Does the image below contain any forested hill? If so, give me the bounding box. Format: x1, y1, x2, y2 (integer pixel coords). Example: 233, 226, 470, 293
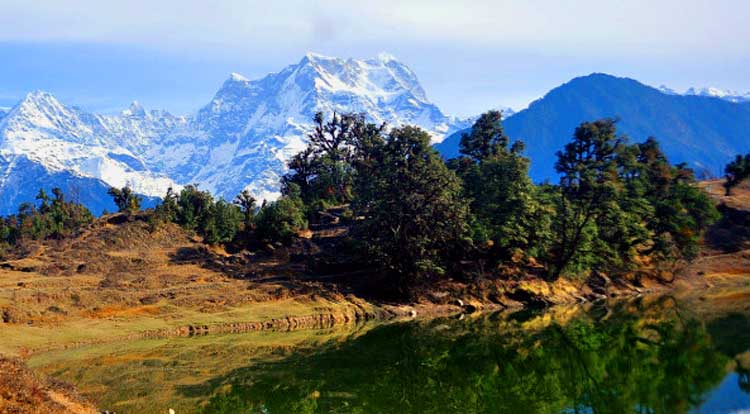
435, 73, 750, 181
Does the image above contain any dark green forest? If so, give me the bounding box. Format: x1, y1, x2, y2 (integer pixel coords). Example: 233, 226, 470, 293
0, 111, 732, 297
269, 111, 720, 293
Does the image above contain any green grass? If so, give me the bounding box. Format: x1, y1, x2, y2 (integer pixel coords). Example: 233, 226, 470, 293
0, 297, 378, 356
27, 321, 380, 414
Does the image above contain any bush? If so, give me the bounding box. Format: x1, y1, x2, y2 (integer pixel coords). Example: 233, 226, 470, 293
255, 196, 307, 244
203, 200, 243, 244
174, 185, 213, 231
353, 125, 471, 290
152, 185, 243, 244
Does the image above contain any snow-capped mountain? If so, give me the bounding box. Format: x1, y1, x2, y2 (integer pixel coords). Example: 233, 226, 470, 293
153, 52, 469, 202
0, 53, 467, 214
684, 87, 750, 103
658, 85, 750, 103
0, 92, 184, 214
657, 85, 679, 95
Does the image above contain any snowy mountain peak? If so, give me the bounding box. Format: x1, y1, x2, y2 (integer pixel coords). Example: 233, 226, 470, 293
0, 53, 470, 213
122, 101, 146, 117
657, 84, 750, 103
303, 51, 332, 62
658, 85, 678, 95
15, 90, 65, 113
0, 90, 182, 215
293, 52, 432, 110
376, 52, 398, 62
686, 87, 726, 97
185, 53, 469, 201
1, 90, 99, 146
684, 87, 750, 103
228, 72, 250, 83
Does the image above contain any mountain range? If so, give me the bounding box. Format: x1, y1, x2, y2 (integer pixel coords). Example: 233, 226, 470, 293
658, 85, 750, 103
1, 54, 749, 215
0, 53, 469, 214
436, 73, 750, 181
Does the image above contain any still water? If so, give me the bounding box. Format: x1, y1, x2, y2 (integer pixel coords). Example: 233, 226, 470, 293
29, 294, 750, 414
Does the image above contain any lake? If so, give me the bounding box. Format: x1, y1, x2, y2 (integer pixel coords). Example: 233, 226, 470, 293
28, 292, 750, 414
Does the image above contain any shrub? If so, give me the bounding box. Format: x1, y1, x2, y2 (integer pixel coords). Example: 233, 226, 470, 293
255, 196, 307, 244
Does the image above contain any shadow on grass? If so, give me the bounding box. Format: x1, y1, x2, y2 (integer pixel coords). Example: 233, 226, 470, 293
706, 204, 750, 253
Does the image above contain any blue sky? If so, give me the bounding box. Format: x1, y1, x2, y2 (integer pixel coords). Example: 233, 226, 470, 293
1, 0, 749, 117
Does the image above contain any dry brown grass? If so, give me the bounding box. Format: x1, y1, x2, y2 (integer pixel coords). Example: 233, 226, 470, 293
699, 179, 750, 211
0, 356, 97, 414
0, 213, 382, 356
85, 304, 162, 319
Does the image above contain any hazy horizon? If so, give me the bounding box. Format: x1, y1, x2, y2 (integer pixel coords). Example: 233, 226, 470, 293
1, 0, 749, 117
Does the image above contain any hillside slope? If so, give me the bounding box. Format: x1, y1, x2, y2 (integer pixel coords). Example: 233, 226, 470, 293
436, 73, 750, 181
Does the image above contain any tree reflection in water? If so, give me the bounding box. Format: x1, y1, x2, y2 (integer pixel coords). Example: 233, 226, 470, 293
199, 302, 736, 414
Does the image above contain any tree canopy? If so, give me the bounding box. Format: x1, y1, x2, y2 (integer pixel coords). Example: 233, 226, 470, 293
352, 125, 470, 292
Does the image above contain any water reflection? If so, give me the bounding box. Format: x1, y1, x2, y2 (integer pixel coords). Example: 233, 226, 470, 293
31, 296, 750, 414
198, 301, 746, 414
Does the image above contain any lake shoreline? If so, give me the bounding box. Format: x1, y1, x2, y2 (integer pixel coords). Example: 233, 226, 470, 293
0, 240, 747, 358
9, 281, 750, 414
1, 255, 748, 414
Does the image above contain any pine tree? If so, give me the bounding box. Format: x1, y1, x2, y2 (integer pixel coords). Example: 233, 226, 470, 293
451, 110, 545, 262
203, 200, 243, 244
547, 119, 624, 280
459, 110, 509, 162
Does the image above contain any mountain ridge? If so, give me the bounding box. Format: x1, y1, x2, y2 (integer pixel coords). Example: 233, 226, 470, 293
3, 63, 749, 216
435, 73, 750, 181
0, 53, 469, 214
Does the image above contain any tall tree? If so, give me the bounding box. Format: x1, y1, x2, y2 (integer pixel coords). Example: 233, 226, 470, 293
458, 110, 509, 162
637, 141, 719, 265
283, 112, 375, 205
353, 126, 470, 293
203, 200, 243, 244
548, 123, 718, 281
234, 189, 257, 230
547, 119, 624, 280
451, 110, 546, 262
